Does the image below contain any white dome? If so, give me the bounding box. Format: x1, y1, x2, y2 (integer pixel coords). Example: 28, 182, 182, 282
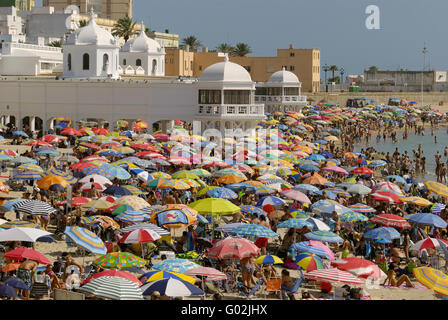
121, 28, 162, 53
200, 56, 252, 82
268, 69, 300, 83
65, 12, 117, 46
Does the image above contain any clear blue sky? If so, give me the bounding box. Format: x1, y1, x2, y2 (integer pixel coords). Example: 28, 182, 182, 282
34, 0, 448, 76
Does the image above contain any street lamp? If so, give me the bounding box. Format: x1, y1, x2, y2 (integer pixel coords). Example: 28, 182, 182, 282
340, 67, 345, 91
323, 64, 329, 84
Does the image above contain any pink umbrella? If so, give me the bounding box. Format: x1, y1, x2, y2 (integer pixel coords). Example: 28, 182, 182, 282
304, 268, 365, 285
280, 189, 311, 204
331, 257, 386, 281
184, 266, 227, 281
168, 156, 191, 166
119, 228, 161, 244
370, 191, 403, 204
308, 240, 335, 261
80, 182, 106, 192
206, 237, 260, 259
374, 182, 403, 194
321, 166, 349, 175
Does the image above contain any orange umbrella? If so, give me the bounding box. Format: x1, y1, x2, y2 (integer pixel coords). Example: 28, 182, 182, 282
302, 172, 329, 185
37, 175, 69, 190
216, 175, 245, 184
344, 152, 357, 159
245, 180, 264, 186
1, 262, 21, 272
0, 181, 9, 194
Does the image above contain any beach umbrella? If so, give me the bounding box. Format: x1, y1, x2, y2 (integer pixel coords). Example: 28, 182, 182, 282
347, 203, 376, 213
321, 166, 349, 175
370, 214, 411, 229
120, 222, 170, 236
114, 196, 150, 210
305, 230, 343, 243
277, 219, 314, 229
83, 270, 142, 286
13, 130, 28, 137
3, 277, 30, 290
240, 205, 267, 217
13, 200, 56, 216
64, 226, 107, 255
139, 270, 196, 284
93, 252, 147, 269
256, 196, 286, 207
374, 182, 403, 194
37, 175, 69, 190
292, 241, 334, 260
115, 206, 151, 224
253, 255, 283, 266
387, 175, 407, 184
140, 278, 204, 297
81, 199, 114, 211
302, 172, 328, 185
410, 238, 448, 251
228, 224, 279, 238
370, 191, 403, 204
152, 259, 200, 274
339, 211, 368, 222
119, 228, 161, 244
80, 276, 143, 300
296, 252, 325, 271
280, 189, 311, 204
305, 217, 331, 231
17, 163, 44, 173
331, 257, 386, 281
289, 209, 312, 219
402, 196, 433, 207
346, 184, 372, 195
103, 185, 133, 196
206, 187, 238, 200
206, 237, 260, 259
325, 187, 351, 198
3, 248, 51, 265
295, 184, 321, 195
408, 213, 447, 228
431, 203, 446, 214
413, 267, 448, 297
364, 227, 401, 240
350, 167, 374, 175
214, 223, 246, 233
312, 201, 352, 216
78, 174, 113, 185
0, 284, 18, 297
188, 198, 240, 216
424, 181, 448, 198
0, 227, 51, 242
0, 220, 40, 229
150, 204, 198, 228
304, 268, 365, 285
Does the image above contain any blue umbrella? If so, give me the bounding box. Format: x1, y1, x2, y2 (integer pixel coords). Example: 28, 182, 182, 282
277, 219, 314, 229
364, 227, 401, 240
98, 150, 123, 157
103, 185, 133, 196
13, 131, 28, 137
256, 196, 286, 207
37, 235, 56, 243
196, 214, 209, 224
215, 223, 246, 233
64, 226, 107, 255
206, 187, 238, 200
0, 284, 18, 297
11, 170, 42, 181
228, 224, 279, 238
4, 277, 31, 290
431, 203, 446, 214
226, 183, 250, 191
304, 230, 343, 243
101, 164, 131, 180
387, 175, 406, 184
292, 242, 330, 259
295, 184, 322, 195
408, 213, 447, 228
320, 151, 334, 158
36, 149, 60, 157
299, 164, 320, 172
240, 205, 267, 216
152, 259, 200, 274
307, 154, 326, 162
140, 278, 204, 297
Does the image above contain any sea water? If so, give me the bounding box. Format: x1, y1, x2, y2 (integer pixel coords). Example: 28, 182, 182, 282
353, 128, 448, 182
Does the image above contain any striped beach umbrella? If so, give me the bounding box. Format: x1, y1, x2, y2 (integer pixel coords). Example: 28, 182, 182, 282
228, 224, 279, 238
277, 218, 314, 229
119, 222, 170, 236
370, 214, 411, 229
139, 270, 196, 284
114, 196, 150, 210
115, 206, 151, 224
80, 276, 144, 300
325, 187, 351, 197
152, 259, 200, 274
401, 196, 432, 207
347, 203, 376, 213
432, 203, 446, 214
140, 278, 204, 297
14, 200, 56, 216
413, 267, 448, 297
119, 228, 161, 244
93, 252, 147, 269
254, 255, 283, 265
410, 238, 448, 251
64, 226, 107, 255
370, 191, 403, 204
304, 268, 365, 285
296, 252, 325, 271
292, 241, 333, 260
256, 196, 286, 207
11, 170, 42, 181
206, 237, 260, 259
424, 181, 448, 198
305, 230, 343, 243
17, 163, 44, 173
339, 211, 368, 222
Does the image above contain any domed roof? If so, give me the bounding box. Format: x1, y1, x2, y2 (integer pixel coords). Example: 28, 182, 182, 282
65, 11, 117, 46
121, 25, 162, 53
268, 68, 300, 83
200, 56, 252, 82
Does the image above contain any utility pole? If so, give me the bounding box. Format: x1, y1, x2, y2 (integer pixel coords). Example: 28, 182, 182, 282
422, 43, 427, 107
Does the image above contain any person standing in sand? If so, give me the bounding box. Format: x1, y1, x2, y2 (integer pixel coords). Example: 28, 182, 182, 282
17, 259, 38, 300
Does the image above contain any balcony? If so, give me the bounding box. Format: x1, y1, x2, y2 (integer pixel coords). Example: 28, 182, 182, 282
254, 95, 307, 104
197, 104, 265, 119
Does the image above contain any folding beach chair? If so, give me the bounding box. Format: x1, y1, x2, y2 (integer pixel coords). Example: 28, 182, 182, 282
264, 277, 282, 299
239, 280, 264, 299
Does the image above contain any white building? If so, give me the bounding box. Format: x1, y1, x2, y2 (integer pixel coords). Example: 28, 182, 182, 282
255, 68, 306, 114
195, 55, 265, 135
62, 10, 120, 79
0, 6, 25, 43
119, 23, 165, 77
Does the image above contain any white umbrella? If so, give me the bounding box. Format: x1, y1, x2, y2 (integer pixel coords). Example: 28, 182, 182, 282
0, 227, 52, 242
306, 217, 331, 231
78, 174, 113, 186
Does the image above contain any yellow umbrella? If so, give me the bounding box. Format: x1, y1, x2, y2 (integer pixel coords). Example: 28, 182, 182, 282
151, 172, 172, 179
324, 135, 339, 142
82, 200, 114, 210
424, 181, 448, 198
413, 267, 448, 297
254, 255, 283, 265
401, 196, 432, 207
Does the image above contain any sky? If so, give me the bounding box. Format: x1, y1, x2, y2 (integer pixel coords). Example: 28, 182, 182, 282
34, 0, 448, 76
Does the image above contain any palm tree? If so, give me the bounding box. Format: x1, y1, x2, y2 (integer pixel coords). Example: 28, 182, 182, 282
216, 43, 234, 54
48, 40, 62, 47
79, 19, 88, 27
329, 65, 339, 81
232, 43, 251, 57
181, 36, 202, 52
368, 65, 378, 72
112, 17, 137, 42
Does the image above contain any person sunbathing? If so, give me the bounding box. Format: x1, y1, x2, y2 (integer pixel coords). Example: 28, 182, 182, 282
383, 264, 414, 288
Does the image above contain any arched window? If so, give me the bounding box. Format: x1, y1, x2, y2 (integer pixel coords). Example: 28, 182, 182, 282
68, 53, 72, 71
83, 53, 90, 70
136, 59, 142, 67
152, 59, 157, 74
123, 58, 126, 65
102, 53, 109, 72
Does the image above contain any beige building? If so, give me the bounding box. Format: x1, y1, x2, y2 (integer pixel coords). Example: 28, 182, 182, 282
42, 0, 132, 19
165, 48, 194, 77
193, 45, 321, 93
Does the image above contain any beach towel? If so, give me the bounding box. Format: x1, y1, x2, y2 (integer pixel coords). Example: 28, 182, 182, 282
381, 284, 427, 290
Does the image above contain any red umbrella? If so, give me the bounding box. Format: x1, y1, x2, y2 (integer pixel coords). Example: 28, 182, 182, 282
98, 196, 117, 203
153, 133, 170, 142
57, 197, 92, 207
131, 144, 160, 152
206, 237, 260, 259
1, 262, 21, 272
201, 161, 231, 168
40, 134, 66, 144
374, 182, 403, 194
0, 149, 17, 157
26, 140, 53, 148
370, 191, 403, 204
350, 167, 375, 175
82, 270, 142, 286
331, 257, 386, 281
92, 128, 110, 135
304, 268, 365, 285
61, 128, 82, 136
80, 182, 105, 192
168, 156, 191, 166
101, 142, 121, 149
135, 151, 166, 160
119, 228, 161, 243
69, 162, 98, 171
280, 189, 311, 204
79, 142, 101, 151
410, 238, 448, 251
185, 266, 227, 281
4, 248, 51, 265
370, 214, 411, 229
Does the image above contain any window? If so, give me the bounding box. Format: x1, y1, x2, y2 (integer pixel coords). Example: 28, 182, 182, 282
267, 87, 282, 96
290, 66, 295, 71
68, 53, 72, 71
282, 65, 287, 70
290, 52, 295, 57
123, 59, 127, 65
199, 65, 202, 71
102, 54, 109, 72
284, 87, 299, 95
223, 90, 250, 104
190, 61, 193, 71
198, 90, 222, 104
152, 59, 157, 74
83, 53, 89, 70
136, 59, 142, 67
